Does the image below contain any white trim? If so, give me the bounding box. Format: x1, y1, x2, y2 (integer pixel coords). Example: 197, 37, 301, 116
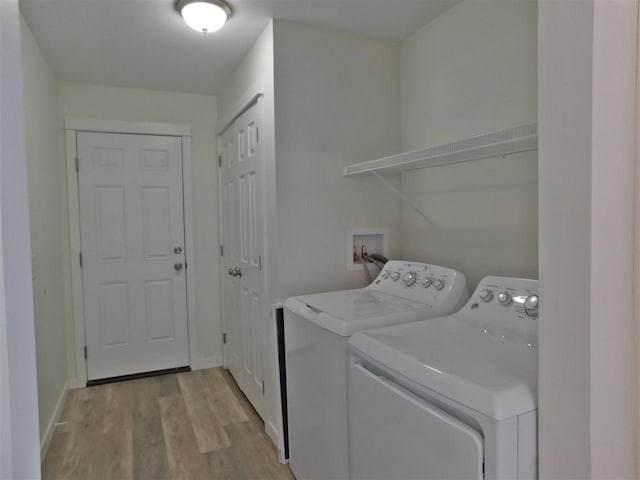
217, 80, 264, 135
634, 4, 640, 474
266, 421, 281, 457
194, 355, 223, 370
65, 117, 197, 385
182, 136, 198, 372
65, 129, 86, 385
0, 236, 10, 478
217, 135, 227, 368
64, 117, 191, 137
39, 382, 69, 461
68, 377, 84, 390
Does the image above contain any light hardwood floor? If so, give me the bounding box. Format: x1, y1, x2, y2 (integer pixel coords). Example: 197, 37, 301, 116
42, 368, 294, 480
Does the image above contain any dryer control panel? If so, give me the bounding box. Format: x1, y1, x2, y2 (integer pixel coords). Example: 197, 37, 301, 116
457, 276, 539, 348
367, 261, 469, 315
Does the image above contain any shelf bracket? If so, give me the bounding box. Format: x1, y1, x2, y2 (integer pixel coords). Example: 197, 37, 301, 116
371, 171, 436, 230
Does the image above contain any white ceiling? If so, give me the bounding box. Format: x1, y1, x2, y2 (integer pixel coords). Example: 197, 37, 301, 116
20, 0, 459, 96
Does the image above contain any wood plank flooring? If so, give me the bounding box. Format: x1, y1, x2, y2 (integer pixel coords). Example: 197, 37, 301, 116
42, 368, 294, 480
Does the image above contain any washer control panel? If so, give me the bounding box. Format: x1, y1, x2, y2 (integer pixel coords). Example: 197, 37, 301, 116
374, 262, 451, 291
367, 261, 469, 312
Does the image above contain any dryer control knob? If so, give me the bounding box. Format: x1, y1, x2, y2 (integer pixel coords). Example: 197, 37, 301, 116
380, 270, 390, 279
391, 272, 400, 281
421, 278, 432, 288
433, 279, 445, 290
524, 295, 539, 317
402, 272, 417, 286
497, 292, 511, 305
478, 289, 493, 302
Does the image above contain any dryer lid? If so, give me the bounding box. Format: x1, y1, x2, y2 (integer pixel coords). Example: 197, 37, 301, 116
349, 315, 538, 421
285, 290, 436, 337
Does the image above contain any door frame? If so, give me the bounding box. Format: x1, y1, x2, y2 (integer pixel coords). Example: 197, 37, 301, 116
64, 116, 198, 388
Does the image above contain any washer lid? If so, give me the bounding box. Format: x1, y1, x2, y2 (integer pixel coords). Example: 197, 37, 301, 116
285, 290, 436, 337
349, 316, 538, 420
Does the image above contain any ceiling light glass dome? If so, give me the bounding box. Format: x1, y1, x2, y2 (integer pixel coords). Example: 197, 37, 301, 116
177, 0, 231, 34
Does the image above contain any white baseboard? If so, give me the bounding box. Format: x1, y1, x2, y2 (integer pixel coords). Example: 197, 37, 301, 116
266, 420, 279, 447
40, 381, 70, 461
69, 377, 84, 389
194, 354, 223, 370
266, 420, 289, 464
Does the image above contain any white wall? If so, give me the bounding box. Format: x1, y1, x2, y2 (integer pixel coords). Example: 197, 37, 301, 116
399, 0, 538, 289
21, 15, 69, 452
57, 83, 222, 376
538, 0, 638, 477
273, 20, 401, 298
0, 1, 41, 476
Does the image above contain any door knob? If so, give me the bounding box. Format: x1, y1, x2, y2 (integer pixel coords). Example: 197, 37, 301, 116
174, 246, 183, 254
174, 262, 183, 271
235, 267, 242, 278
228, 268, 234, 276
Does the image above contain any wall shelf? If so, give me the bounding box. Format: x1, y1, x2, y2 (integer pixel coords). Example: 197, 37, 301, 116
343, 123, 538, 176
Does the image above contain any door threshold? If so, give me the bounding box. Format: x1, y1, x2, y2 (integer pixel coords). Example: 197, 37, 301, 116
86, 366, 191, 387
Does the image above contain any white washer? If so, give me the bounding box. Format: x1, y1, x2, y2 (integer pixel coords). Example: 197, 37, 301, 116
284, 261, 469, 480
348, 276, 539, 480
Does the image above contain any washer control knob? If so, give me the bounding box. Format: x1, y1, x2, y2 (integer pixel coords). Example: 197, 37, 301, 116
391, 272, 401, 281
478, 289, 493, 302
524, 295, 539, 317
402, 272, 417, 287
497, 292, 511, 305
432, 279, 445, 290
380, 270, 390, 279
421, 278, 432, 288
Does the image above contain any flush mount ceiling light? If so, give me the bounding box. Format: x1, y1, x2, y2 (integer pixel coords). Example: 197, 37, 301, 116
176, 0, 232, 34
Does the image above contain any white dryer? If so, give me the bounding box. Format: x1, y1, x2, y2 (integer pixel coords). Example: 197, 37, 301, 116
348, 276, 539, 480
284, 261, 469, 480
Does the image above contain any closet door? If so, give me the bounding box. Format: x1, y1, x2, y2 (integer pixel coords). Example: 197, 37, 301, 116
220, 99, 266, 417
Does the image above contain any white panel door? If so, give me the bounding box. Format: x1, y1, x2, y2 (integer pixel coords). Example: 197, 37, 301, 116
77, 132, 189, 381
220, 100, 266, 418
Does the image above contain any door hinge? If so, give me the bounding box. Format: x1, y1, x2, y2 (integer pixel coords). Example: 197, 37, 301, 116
218, 155, 222, 167
79, 252, 83, 267
256, 127, 259, 143
258, 255, 262, 271
220, 245, 224, 257
83, 345, 87, 359
262, 380, 265, 395
75, 156, 79, 173
223, 332, 227, 344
